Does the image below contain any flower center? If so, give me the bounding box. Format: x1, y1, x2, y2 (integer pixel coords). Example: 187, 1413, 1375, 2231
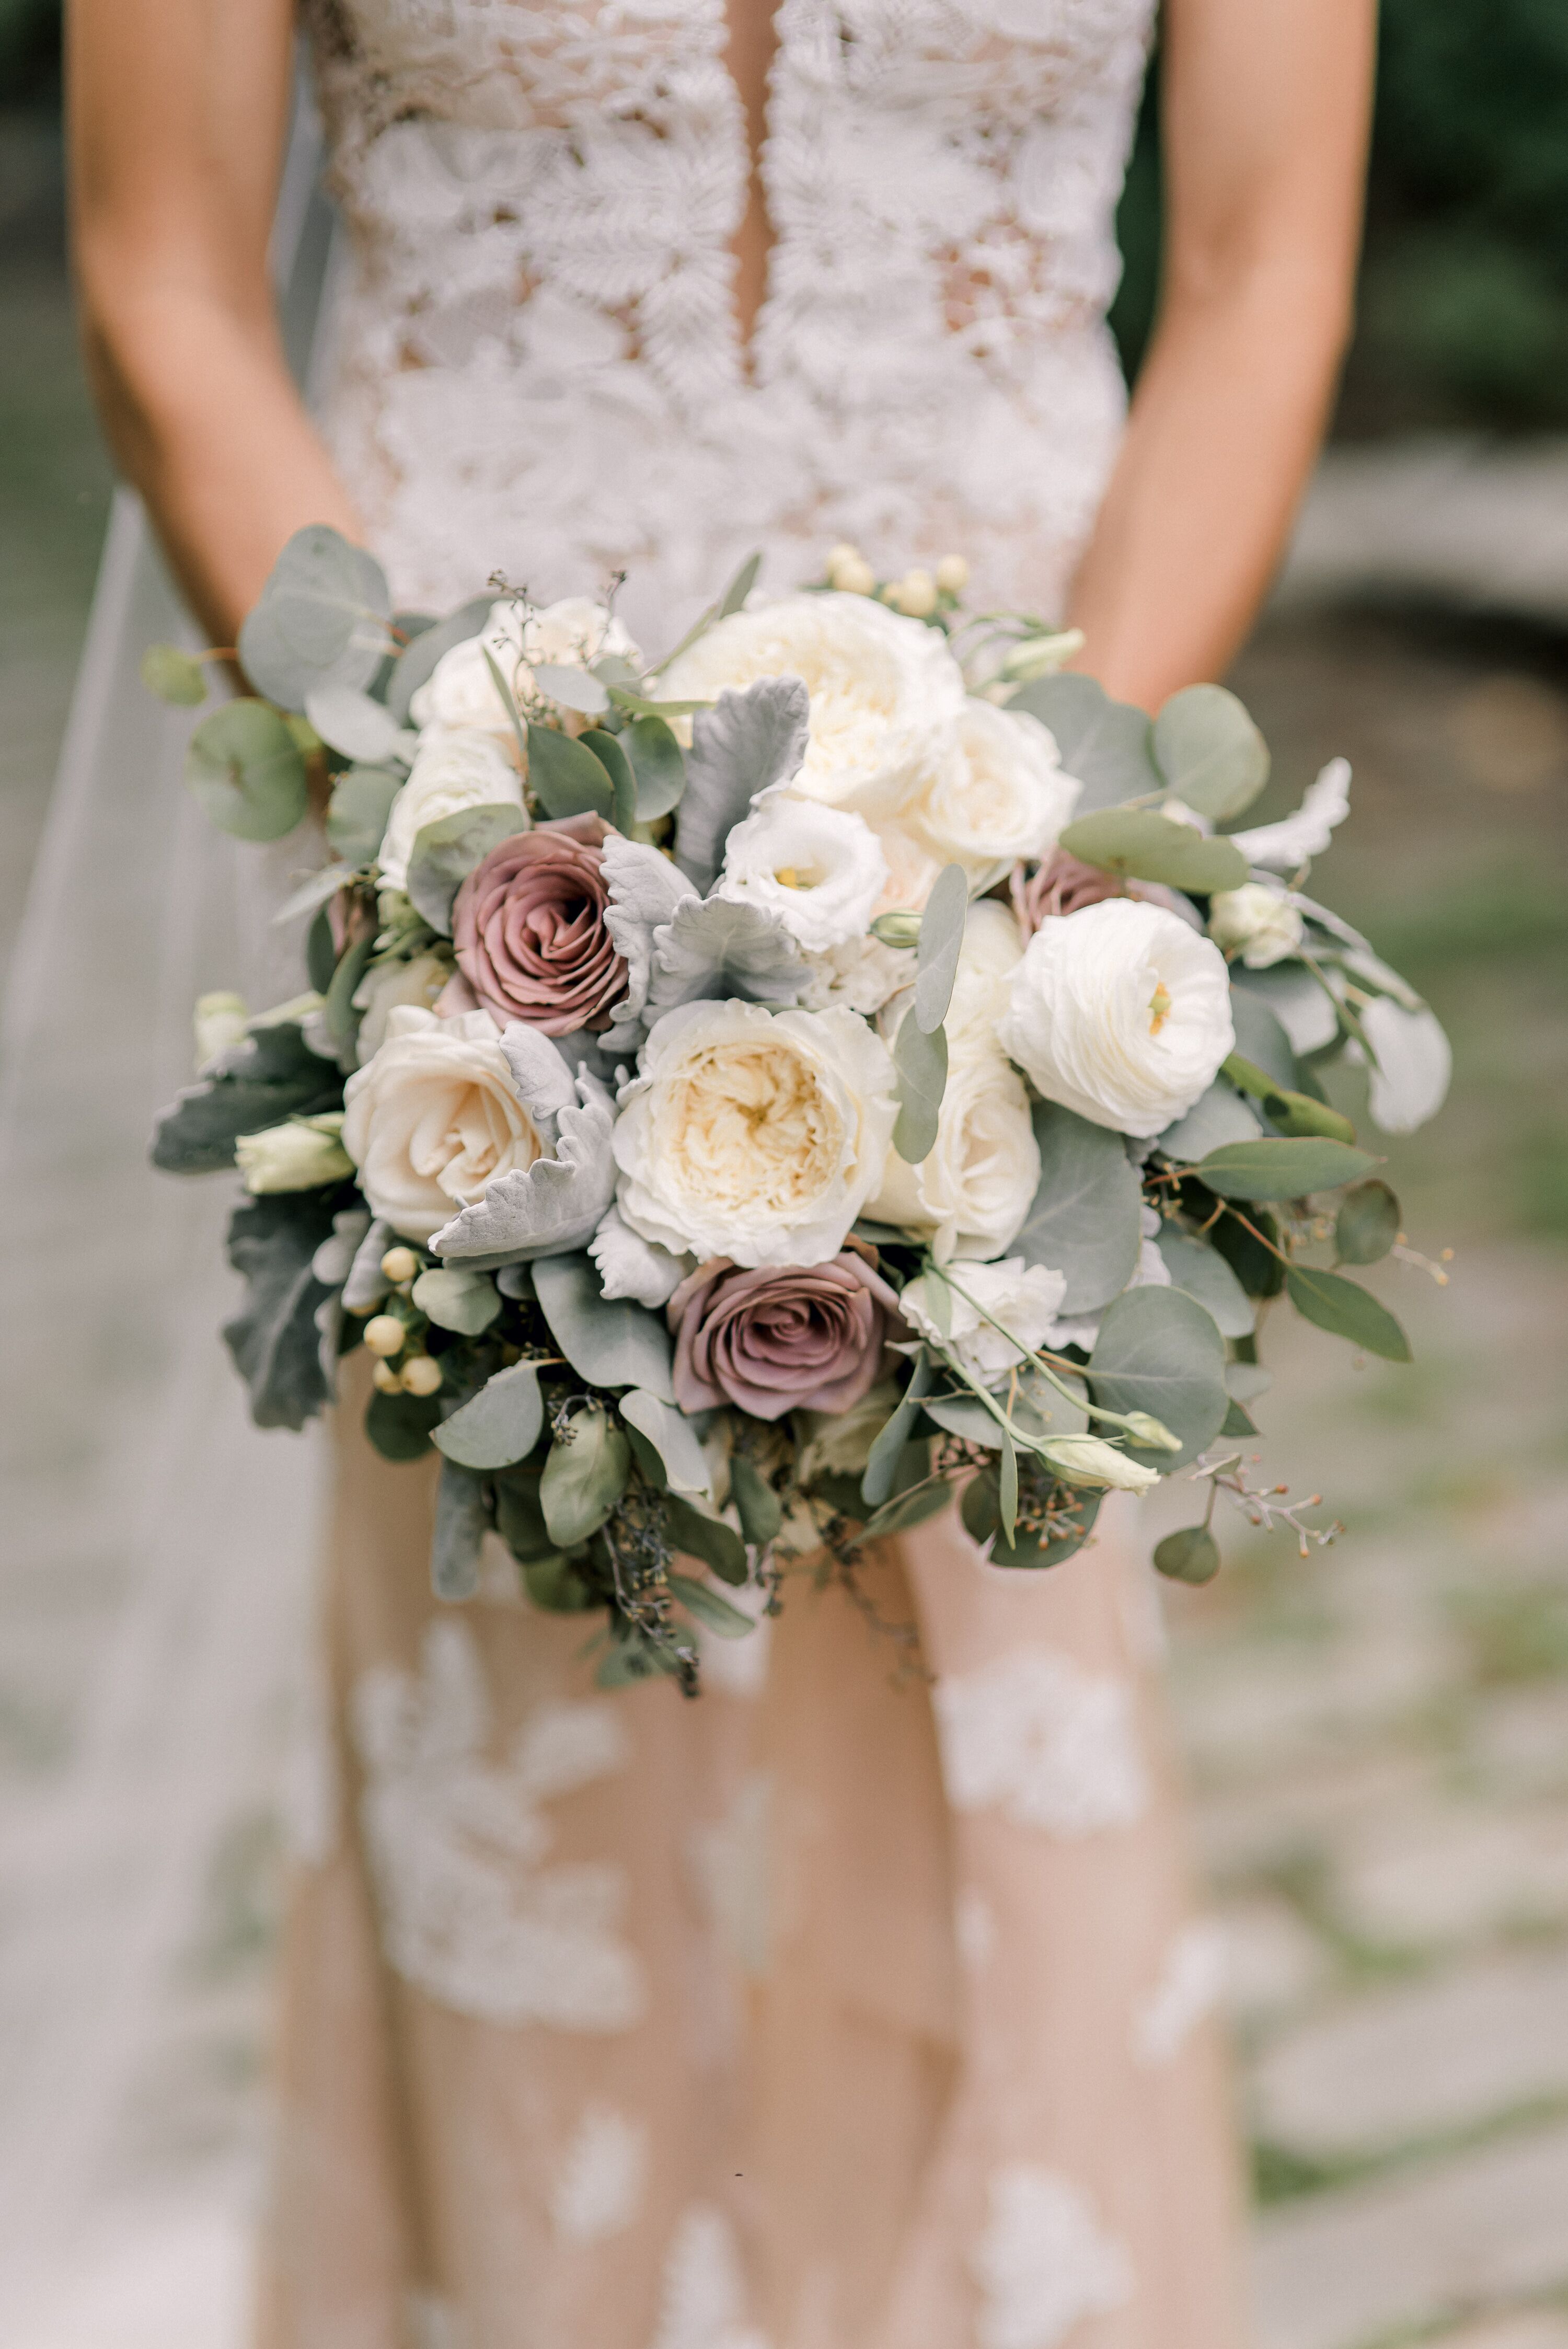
1148, 981, 1173, 1037
772, 863, 821, 891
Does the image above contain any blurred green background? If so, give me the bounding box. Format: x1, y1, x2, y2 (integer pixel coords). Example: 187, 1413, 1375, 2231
3, 6, 1568, 2345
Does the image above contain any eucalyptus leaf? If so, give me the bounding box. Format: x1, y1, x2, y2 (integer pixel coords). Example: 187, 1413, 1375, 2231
1012, 1100, 1142, 1312
1335, 1180, 1401, 1266
186, 700, 309, 842
1058, 807, 1248, 894
304, 683, 417, 767
524, 1557, 595, 1612
1088, 1285, 1229, 1468
674, 678, 810, 893
729, 1454, 782, 1546
625, 715, 686, 820
861, 1353, 936, 1508
580, 728, 638, 833
1152, 1525, 1221, 1585
430, 1076, 617, 1266
1153, 1225, 1255, 1339
859, 1476, 951, 1542
1361, 995, 1453, 1135
238, 525, 393, 710
152, 1021, 342, 1173
1222, 1052, 1357, 1144
411, 1265, 502, 1335
718, 550, 762, 616
527, 722, 615, 821
494, 1469, 556, 1560
1155, 1079, 1261, 1162
913, 862, 967, 1034
1285, 1266, 1411, 1361
668, 1571, 755, 1638
430, 1460, 487, 1600
618, 1390, 711, 1498
540, 1406, 630, 1546
321, 928, 375, 1065
141, 643, 208, 707
364, 1386, 444, 1461
327, 764, 403, 867
892, 1010, 947, 1164
1006, 673, 1161, 812
1152, 684, 1270, 822
387, 595, 494, 723
222, 1192, 340, 1430
1194, 1136, 1378, 1201
406, 802, 527, 934
646, 896, 807, 1012
532, 663, 611, 718
274, 862, 353, 927
1228, 991, 1302, 1091
531, 1252, 677, 1400
666, 1494, 749, 1585
1231, 963, 1341, 1056
1225, 1360, 1272, 1404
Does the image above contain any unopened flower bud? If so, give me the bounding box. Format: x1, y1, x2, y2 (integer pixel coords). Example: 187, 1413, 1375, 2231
871, 909, 924, 949
371, 1357, 405, 1395
400, 1353, 443, 1398
1208, 883, 1305, 970
234, 1114, 354, 1195
380, 1245, 420, 1285
935, 554, 969, 595
1123, 1412, 1182, 1452
193, 991, 248, 1071
364, 1314, 406, 1359
1042, 1436, 1161, 1494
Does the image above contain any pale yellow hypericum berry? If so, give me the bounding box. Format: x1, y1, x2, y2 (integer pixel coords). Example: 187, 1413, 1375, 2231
935, 554, 970, 594
364, 1313, 406, 1359
401, 1354, 444, 1398
371, 1358, 405, 1395
886, 569, 937, 618
826, 542, 877, 595
381, 1245, 420, 1285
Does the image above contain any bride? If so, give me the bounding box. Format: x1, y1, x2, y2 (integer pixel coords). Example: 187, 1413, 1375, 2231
67, 0, 1373, 2341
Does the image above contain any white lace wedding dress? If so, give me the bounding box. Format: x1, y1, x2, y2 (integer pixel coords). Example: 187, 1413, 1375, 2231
258, 4, 1251, 2344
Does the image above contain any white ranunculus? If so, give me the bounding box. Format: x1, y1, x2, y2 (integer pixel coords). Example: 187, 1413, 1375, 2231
1207, 883, 1306, 970
613, 998, 897, 1268
998, 898, 1236, 1138
235, 1113, 354, 1194
906, 701, 1080, 890
377, 728, 524, 894
869, 1032, 1039, 1262
660, 592, 967, 820
714, 798, 889, 952
409, 596, 641, 735
351, 949, 452, 1066
899, 1256, 1067, 1388
341, 1006, 544, 1242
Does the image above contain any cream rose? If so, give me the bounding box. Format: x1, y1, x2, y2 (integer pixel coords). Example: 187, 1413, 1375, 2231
869, 820, 946, 917
409, 596, 641, 736
660, 593, 966, 819
1207, 882, 1306, 969
899, 1257, 1068, 1388
612, 998, 897, 1268
377, 729, 524, 895
907, 701, 1080, 891
998, 898, 1236, 1137
869, 1033, 1040, 1262
341, 1006, 544, 1242
715, 798, 889, 952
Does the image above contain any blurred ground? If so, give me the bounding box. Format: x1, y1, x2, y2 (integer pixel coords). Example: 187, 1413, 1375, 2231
5, 110, 1568, 2349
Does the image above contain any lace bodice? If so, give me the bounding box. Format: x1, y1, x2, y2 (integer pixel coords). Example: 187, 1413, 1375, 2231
303, 0, 1154, 645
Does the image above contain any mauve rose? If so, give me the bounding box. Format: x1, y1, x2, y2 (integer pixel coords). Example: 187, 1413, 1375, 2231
453, 813, 627, 1035
1011, 848, 1132, 931
667, 1243, 904, 1421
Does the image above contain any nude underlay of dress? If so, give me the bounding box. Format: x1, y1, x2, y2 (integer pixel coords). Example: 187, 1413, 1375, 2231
257, 5, 1250, 2343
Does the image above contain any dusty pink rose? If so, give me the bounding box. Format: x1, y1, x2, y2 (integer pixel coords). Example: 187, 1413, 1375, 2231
453, 813, 625, 1035
667, 1243, 905, 1421
1011, 848, 1134, 932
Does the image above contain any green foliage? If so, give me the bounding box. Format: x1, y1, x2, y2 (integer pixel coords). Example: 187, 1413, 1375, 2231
1089, 1285, 1230, 1469
674, 676, 811, 893
533, 663, 610, 718
913, 862, 967, 1033
151, 1020, 342, 1173
729, 1454, 782, 1546
540, 1404, 629, 1546
326, 764, 402, 866
579, 728, 637, 833
1013, 1099, 1143, 1313
221, 1191, 341, 1431
365, 1386, 445, 1461
1005, 674, 1160, 813
1194, 1136, 1379, 1202
1153, 1525, 1221, 1585
891, 1008, 947, 1164
624, 715, 686, 819
617, 1389, 710, 1497
525, 722, 617, 822
1151, 685, 1270, 822
238, 526, 391, 711
1336, 1180, 1402, 1265
410, 1265, 501, 1335
185, 700, 309, 842
386, 596, 493, 723
406, 803, 526, 932
433, 1360, 544, 1470
1285, 1266, 1412, 1362
668, 1571, 754, 1638
665, 1494, 748, 1585
860, 1354, 936, 1509
141, 643, 207, 707
1059, 807, 1248, 894
431, 1461, 486, 1600
531, 1252, 677, 1399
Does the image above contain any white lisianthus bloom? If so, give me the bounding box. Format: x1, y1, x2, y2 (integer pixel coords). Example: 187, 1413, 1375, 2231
660, 592, 967, 819
907, 701, 1081, 891
715, 799, 889, 952
377, 728, 524, 894
899, 1256, 1067, 1388
351, 949, 452, 1066
235, 1113, 354, 1194
341, 1006, 544, 1242
998, 898, 1236, 1137
613, 998, 897, 1268
1040, 1436, 1161, 1494
1207, 882, 1306, 969
409, 596, 641, 735
869, 1032, 1040, 1262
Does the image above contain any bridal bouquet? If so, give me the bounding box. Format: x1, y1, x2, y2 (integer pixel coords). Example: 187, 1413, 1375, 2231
147, 531, 1449, 1687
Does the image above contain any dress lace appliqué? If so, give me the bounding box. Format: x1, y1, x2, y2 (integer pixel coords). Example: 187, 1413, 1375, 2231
933, 1645, 1148, 1836
352, 1618, 648, 2029
970, 2165, 1134, 2349
1131, 1918, 1228, 2067
649, 2204, 769, 2349
552, 2102, 650, 2243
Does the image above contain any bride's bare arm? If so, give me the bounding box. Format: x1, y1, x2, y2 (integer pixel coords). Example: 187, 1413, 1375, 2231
67, 0, 360, 643
1067, 0, 1376, 709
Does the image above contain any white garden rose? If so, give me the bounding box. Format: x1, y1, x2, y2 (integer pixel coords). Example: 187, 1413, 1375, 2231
377, 728, 524, 894
409, 596, 641, 736
714, 798, 889, 952
998, 898, 1236, 1137
798, 932, 915, 1016
612, 998, 897, 1268
943, 898, 1027, 1045
870, 820, 946, 917
907, 701, 1080, 891
352, 949, 452, 1065
868, 1031, 1040, 1262
1207, 882, 1306, 969
660, 592, 966, 819
341, 1006, 544, 1242
899, 1256, 1068, 1388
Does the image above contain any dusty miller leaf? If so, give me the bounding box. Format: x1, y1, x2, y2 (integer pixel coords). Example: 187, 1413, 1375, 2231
674, 678, 810, 893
